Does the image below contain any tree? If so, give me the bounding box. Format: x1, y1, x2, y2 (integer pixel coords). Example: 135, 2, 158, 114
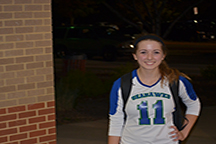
52, 0, 100, 25
102, 0, 205, 38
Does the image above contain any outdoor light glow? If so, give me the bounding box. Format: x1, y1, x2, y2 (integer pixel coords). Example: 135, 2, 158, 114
194, 20, 198, 23
193, 7, 198, 15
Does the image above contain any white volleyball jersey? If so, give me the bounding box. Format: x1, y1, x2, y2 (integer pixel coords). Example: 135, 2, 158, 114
108, 69, 200, 144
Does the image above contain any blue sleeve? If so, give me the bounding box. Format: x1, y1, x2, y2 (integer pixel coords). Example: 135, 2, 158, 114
179, 76, 201, 116
109, 78, 121, 115
109, 70, 136, 115
179, 76, 197, 101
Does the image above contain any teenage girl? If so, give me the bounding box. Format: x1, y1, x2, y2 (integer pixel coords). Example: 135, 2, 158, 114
108, 34, 201, 144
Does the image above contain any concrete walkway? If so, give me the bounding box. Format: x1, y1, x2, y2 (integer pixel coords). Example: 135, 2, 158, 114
57, 106, 216, 144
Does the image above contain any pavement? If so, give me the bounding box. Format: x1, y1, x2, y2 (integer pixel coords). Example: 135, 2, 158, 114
57, 106, 216, 144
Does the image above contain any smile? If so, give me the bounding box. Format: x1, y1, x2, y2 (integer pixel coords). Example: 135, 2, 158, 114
145, 62, 155, 65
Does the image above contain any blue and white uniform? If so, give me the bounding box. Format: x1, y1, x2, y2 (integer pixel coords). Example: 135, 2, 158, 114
108, 69, 201, 144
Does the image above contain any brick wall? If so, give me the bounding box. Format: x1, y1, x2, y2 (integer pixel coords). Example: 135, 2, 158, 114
0, 0, 56, 143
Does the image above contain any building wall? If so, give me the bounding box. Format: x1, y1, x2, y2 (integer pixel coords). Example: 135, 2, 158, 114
0, 0, 56, 143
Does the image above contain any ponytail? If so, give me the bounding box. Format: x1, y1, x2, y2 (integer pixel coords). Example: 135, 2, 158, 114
159, 60, 191, 86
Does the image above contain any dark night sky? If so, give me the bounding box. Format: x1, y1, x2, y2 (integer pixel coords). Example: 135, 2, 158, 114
52, 0, 216, 26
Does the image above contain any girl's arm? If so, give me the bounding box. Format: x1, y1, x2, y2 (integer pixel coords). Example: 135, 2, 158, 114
170, 114, 198, 141
171, 77, 201, 141
108, 136, 121, 144
179, 114, 198, 140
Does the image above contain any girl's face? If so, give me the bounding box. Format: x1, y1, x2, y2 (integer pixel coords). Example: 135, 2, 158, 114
133, 40, 165, 71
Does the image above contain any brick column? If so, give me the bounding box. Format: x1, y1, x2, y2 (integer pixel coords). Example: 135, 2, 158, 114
0, 0, 56, 143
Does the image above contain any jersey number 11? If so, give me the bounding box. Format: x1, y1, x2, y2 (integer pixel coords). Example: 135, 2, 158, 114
137, 100, 165, 125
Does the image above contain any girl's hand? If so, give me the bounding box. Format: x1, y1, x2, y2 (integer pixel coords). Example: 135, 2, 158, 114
169, 126, 185, 141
